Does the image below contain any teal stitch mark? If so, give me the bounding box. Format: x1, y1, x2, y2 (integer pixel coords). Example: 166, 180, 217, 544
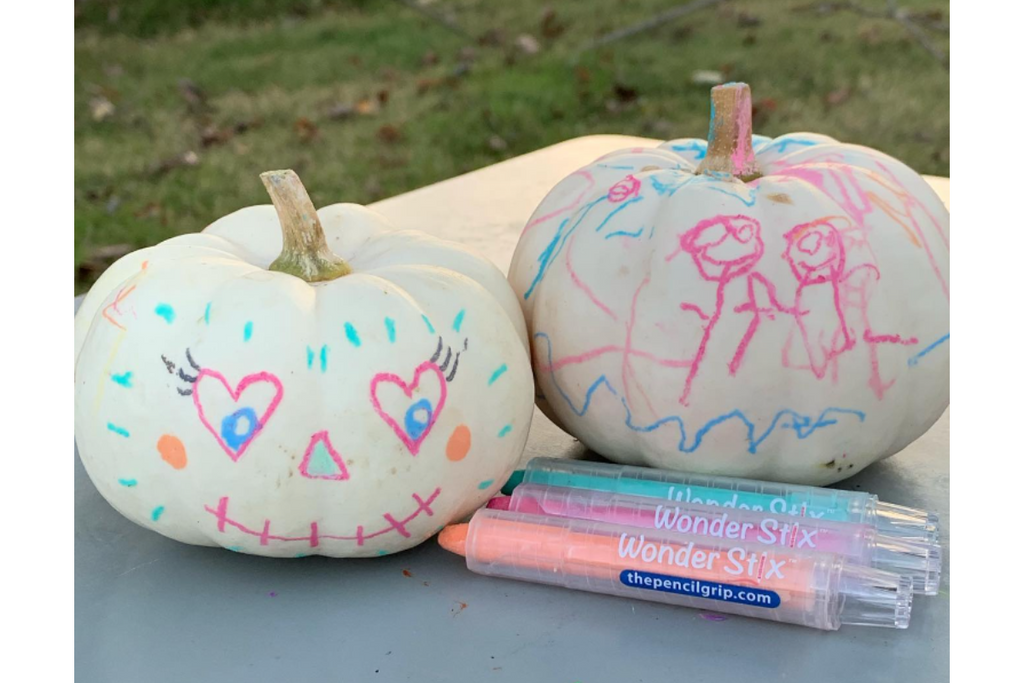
422, 314, 435, 334
294, 552, 309, 558
151, 506, 165, 522
243, 321, 253, 341
498, 424, 512, 438
320, 345, 329, 372
204, 302, 211, 325
478, 479, 495, 490
154, 303, 175, 324
227, 546, 244, 553
488, 364, 508, 386
306, 346, 315, 369
118, 478, 137, 487
452, 309, 466, 333
107, 422, 130, 438
111, 371, 133, 387
344, 322, 361, 347
376, 549, 389, 556
385, 317, 396, 343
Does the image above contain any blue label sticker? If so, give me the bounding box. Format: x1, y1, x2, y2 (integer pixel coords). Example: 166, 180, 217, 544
620, 570, 781, 608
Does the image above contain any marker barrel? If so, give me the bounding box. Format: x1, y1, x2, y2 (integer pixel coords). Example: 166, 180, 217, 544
460, 509, 913, 631
519, 458, 939, 545
496, 484, 941, 595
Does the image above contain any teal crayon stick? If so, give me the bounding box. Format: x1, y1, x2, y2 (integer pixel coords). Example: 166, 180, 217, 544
509, 458, 938, 544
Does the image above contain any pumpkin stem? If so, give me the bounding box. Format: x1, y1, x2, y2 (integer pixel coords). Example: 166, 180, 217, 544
696, 83, 762, 182
261, 170, 352, 282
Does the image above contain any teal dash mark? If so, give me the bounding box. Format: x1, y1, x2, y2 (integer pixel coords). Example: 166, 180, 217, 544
376, 550, 389, 556
111, 371, 133, 387
452, 309, 466, 333
243, 321, 253, 341
107, 422, 130, 438
344, 322, 361, 347
151, 506, 165, 522
385, 317, 396, 344
320, 345, 329, 372
498, 424, 512, 438
307, 346, 315, 368
488, 364, 508, 386
154, 303, 175, 324
478, 479, 495, 490
421, 314, 435, 334
204, 302, 211, 325
118, 478, 137, 487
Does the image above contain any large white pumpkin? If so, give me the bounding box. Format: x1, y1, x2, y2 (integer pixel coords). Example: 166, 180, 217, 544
508, 84, 949, 485
75, 171, 533, 557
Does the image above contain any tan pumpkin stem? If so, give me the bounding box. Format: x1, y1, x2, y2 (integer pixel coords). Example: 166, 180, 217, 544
696, 83, 762, 182
261, 170, 352, 282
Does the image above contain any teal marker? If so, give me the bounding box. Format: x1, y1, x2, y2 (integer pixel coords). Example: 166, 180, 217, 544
505, 458, 939, 544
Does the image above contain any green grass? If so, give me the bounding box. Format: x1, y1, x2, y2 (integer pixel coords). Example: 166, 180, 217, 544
74, 0, 949, 293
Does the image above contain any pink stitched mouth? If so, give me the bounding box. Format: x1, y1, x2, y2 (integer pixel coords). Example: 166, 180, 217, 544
203, 488, 442, 548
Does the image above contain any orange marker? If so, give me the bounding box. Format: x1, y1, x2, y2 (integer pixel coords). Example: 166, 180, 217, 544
439, 509, 912, 631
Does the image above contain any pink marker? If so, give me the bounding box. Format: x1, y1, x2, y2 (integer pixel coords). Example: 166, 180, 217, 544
488, 484, 939, 595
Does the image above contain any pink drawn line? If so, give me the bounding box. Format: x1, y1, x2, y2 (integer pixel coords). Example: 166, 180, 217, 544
205, 489, 441, 547
864, 330, 919, 345
193, 369, 284, 462
521, 170, 595, 236
678, 302, 710, 321
370, 361, 447, 455
565, 230, 618, 320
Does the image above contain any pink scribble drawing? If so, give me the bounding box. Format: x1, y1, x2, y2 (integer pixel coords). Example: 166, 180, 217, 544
608, 175, 641, 203
205, 488, 441, 548
729, 272, 798, 375
193, 369, 284, 462
668, 214, 765, 406
298, 431, 349, 481
521, 170, 595, 236
370, 361, 447, 455
565, 230, 618, 320
781, 218, 856, 379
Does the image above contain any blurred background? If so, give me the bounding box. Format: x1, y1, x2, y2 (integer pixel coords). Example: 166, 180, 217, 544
74, 0, 949, 293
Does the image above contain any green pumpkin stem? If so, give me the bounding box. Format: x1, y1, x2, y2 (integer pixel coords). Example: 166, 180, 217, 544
696, 83, 762, 182
261, 170, 352, 282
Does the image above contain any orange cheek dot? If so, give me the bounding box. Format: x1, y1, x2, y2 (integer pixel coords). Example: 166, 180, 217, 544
158, 434, 187, 469
446, 425, 472, 461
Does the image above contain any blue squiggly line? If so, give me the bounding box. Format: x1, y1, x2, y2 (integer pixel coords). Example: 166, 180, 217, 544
769, 138, 819, 154
605, 226, 645, 240
706, 182, 760, 207
535, 332, 865, 454
596, 164, 637, 170
908, 333, 949, 367
651, 174, 700, 197
667, 141, 707, 160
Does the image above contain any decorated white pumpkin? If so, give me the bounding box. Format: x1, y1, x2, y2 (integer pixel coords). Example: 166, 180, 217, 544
508, 83, 949, 485
75, 170, 533, 557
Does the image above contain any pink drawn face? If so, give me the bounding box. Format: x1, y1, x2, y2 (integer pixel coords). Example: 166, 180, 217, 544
784, 218, 846, 284
679, 215, 764, 282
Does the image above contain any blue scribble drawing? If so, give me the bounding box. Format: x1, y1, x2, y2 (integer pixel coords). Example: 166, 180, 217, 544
666, 140, 707, 160
525, 194, 644, 300
706, 182, 760, 207
535, 332, 865, 455
908, 333, 949, 367
768, 137, 819, 154
605, 226, 645, 240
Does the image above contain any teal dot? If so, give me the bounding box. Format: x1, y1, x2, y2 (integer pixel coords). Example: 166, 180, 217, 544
154, 303, 175, 324
478, 479, 495, 490
151, 505, 165, 521
243, 321, 253, 341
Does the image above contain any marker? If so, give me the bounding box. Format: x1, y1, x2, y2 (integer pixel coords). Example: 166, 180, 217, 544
489, 484, 941, 595
507, 458, 939, 544
440, 509, 912, 631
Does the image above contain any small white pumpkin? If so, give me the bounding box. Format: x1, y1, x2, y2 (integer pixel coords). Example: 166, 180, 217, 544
508, 83, 949, 485
75, 171, 533, 557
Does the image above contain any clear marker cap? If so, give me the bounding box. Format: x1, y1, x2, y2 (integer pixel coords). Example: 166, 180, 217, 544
870, 535, 942, 596
873, 501, 940, 545
837, 562, 913, 629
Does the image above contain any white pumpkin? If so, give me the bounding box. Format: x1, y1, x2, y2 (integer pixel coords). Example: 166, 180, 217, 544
508, 83, 949, 485
75, 170, 533, 557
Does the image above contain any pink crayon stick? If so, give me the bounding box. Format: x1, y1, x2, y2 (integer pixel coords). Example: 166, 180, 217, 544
488, 484, 939, 595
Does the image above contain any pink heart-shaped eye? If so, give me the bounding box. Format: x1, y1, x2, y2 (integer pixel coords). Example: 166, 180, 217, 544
370, 361, 447, 455
193, 370, 284, 462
